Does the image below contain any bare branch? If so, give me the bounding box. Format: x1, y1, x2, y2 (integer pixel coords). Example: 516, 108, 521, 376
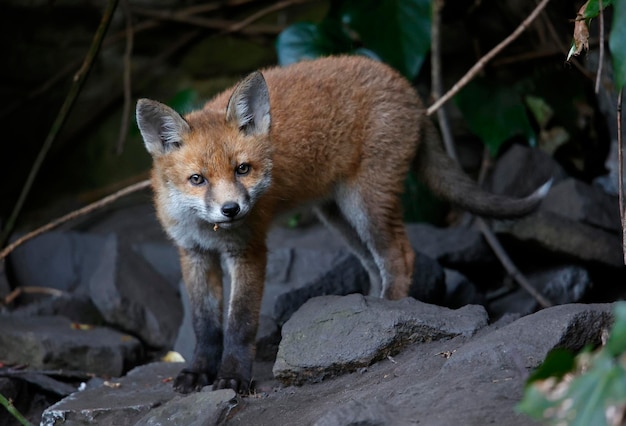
429, 0, 552, 308
0, 0, 120, 248
618, 89, 625, 264
595, 0, 604, 94
427, 0, 552, 116
0, 180, 151, 260
116, 0, 134, 155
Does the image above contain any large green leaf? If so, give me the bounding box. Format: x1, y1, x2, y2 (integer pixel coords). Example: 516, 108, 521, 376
276, 21, 353, 67
583, 0, 615, 19
455, 79, 535, 156
335, 0, 431, 80
276, 0, 431, 80
609, 0, 626, 89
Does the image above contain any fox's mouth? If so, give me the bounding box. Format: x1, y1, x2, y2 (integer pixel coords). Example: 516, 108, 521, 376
212, 217, 245, 230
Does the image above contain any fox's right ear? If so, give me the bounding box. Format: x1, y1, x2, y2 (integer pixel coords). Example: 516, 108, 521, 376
136, 99, 190, 156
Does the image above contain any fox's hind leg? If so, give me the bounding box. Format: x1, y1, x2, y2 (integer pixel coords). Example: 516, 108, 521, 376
335, 186, 415, 300
315, 202, 383, 296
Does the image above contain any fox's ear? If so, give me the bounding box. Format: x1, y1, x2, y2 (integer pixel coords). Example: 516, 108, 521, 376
136, 99, 190, 156
226, 71, 270, 136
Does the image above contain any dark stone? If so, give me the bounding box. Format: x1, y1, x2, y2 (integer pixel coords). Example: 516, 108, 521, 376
443, 268, 486, 308
273, 294, 488, 386
8, 231, 107, 293
134, 389, 239, 426
0, 315, 143, 377
487, 144, 567, 197
88, 235, 183, 348
540, 178, 620, 233
489, 265, 593, 318
41, 363, 183, 426
273, 253, 367, 324
494, 210, 623, 267
12, 293, 103, 325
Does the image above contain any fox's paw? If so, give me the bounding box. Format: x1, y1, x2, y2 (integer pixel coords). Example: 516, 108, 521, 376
173, 368, 213, 394
214, 375, 251, 394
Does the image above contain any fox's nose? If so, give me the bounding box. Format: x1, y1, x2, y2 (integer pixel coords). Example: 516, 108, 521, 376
221, 202, 241, 218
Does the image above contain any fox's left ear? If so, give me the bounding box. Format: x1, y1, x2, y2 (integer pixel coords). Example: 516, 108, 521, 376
136, 99, 190, 156
226, 71, 270, 136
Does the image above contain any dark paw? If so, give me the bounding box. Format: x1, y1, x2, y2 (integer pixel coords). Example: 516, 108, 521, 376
213, 376, 251, 394
173, 368, 212, 394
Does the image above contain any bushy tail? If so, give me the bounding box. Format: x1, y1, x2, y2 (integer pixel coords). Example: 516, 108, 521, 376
415, 118, 551, 218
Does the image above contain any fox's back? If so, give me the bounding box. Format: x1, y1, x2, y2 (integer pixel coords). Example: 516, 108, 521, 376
200, 56, 423, 205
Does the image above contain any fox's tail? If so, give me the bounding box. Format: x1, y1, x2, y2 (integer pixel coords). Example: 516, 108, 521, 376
415, 117, 551, 218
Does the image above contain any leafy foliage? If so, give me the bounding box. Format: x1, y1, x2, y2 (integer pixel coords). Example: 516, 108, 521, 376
455, 79, 536, 156
276, 0, 431, 80
609, 0, 626, 89
518, 303, 626, 426
568, 0, 626, 89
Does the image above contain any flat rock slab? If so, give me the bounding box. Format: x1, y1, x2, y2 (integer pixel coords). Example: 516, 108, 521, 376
135, 388, 238, 426
0, 315, 142, 377
273, 294, 489, 385
232, 303, 614, 426
42, 362, 184, 426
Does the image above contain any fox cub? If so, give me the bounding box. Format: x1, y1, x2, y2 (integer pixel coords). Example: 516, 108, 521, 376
136, 56, 548, 394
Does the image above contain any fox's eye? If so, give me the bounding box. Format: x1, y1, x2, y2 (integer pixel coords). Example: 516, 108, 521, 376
236, 163, 251, 176
189, 174, 206, 186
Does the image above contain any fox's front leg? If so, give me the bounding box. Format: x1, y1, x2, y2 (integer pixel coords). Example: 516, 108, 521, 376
174, 248, 224, 394
214, 242, 267, 393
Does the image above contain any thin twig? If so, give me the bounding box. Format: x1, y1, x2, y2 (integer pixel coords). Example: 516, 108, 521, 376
595, 0, 604, 94
0, 180, 150, 260
429, 0, 552, 308
430, 0, 457, 161
220, 0, 311, 35
617, 89, 625, 264
4, 287, 66, 306
476, 218, 552, 308
116, 0, 134, 155
131, 7, 283, 36
427, 0, 552, 116
0, 0, 120, 248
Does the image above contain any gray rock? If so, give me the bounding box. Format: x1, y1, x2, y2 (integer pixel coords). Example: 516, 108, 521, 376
541, 178, 620, 232
133, 242, 181, 289
273, 253, 368, 324
444, 268, 486, 308
273, 294, 488, 385
0, 315, 142, 377
487, 144, 567, 197
89, 235, 183, 348
489, 265, 593, 318
405, 223, 495, 268
41, 363, 182, 426
494, 210, 623, 267
8, 231, 107, 293
443, 303, 613, 373
12, 293, 103, 325
134, 389, 239, 426
313, 399, 397, 426
273, 250, 446, 324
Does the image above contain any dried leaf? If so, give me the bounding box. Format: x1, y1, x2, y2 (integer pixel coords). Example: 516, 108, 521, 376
567, 1, 590, 61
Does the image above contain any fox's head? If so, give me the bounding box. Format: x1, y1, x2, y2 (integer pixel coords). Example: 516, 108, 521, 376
136, 72, 272, 231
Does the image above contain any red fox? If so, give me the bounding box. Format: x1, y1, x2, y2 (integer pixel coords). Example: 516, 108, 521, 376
136, 56, 548, 394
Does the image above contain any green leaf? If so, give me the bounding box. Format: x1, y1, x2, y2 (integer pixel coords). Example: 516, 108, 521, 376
609, 0, 626, 90
275, 21, 353, 66
607, 302, 626, 356
526, 348, 576, 385
455, 79, 535, 156
583, 0, 615, 19
335, 0, 431, 80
